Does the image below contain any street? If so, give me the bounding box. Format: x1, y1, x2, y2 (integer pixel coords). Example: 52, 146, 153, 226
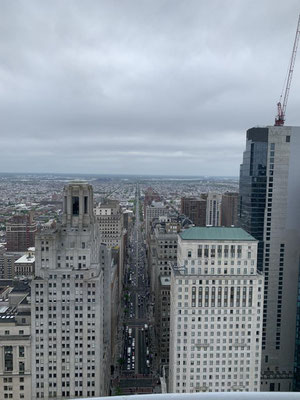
113, 184, 159, 395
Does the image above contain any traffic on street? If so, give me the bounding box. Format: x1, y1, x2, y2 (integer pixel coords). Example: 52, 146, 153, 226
121, 185, 153, 377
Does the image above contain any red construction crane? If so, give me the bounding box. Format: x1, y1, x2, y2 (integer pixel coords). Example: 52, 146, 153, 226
275, 13, 300, 126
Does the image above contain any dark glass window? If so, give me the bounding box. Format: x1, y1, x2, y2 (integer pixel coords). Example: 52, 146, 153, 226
19, 361, 25, 374
84, 196, 88, 214
4, 346, 13, 371
19, 346, 25, 357
72, 197, 79, 215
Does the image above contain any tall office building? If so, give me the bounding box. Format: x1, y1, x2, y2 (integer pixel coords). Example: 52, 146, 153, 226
0, 251, 23, 279
95, 199, 124, 248
95, 199, 126, 299
156, 276, 171, 367
181, 196, 207, 227
239, 126, 300, 391
145, 201, 169, 235
221, 192, 238, 227
206, 193, 222, 227
168, 227, 263, 393
31, 182, 111, 399
6, 212, 37, 252
148, 216, 178, 293
143, 187, 161, 216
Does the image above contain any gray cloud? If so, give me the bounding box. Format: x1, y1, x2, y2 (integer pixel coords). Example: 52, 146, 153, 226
0, 0, 300, 175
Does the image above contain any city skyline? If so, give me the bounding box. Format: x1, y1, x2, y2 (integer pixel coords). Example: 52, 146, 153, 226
1, 1, 300, 175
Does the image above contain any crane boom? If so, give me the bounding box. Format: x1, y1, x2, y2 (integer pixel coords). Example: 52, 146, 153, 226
275, 13, 300, 126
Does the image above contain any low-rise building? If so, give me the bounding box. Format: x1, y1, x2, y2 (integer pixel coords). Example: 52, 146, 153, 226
14, 247, 35, 279
0, 280, 31, 400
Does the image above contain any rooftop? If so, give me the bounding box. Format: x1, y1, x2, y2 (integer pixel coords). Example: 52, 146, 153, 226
15, 254, 35, 264
179, 227, 256, 242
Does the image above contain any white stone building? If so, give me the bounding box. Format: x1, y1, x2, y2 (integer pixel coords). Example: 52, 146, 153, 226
95, 199, 126, 301
31, 182, 111, 399
169, 227, 263, 393
94, 199, 124, 248
14, 247, 35, 278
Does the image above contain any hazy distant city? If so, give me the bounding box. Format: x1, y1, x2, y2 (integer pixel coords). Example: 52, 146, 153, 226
0, 173, 238, 239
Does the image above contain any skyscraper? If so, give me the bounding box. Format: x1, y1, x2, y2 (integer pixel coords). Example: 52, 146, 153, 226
95, 199, 124, 248
168, 227, 263, 393
95, 198, 125, 300
239, 126, 300, 391
31, 182, 111, 399
206, 193, 222, 227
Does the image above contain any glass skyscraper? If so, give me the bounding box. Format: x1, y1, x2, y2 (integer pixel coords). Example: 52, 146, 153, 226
239, 125, 300, 392
239, 127, 268, 270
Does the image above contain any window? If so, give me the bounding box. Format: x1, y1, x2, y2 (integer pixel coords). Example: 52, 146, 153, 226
4, 346, 13, 371
286, 136, 290, 142
19, 346, 25, 358
72, 197, 79, 215
84, 196, 88, 213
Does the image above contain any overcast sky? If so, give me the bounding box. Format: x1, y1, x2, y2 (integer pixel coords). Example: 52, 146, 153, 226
1, 0, 300, 176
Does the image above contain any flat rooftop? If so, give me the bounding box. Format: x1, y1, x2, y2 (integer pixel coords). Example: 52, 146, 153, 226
15, 254, 35, 264
179, 227, 256, 242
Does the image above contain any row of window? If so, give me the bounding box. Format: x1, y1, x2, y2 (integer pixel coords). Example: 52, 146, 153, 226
186, 245, 249, 259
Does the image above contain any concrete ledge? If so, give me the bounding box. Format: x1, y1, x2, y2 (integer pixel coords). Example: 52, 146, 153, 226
74, 393, 300, 400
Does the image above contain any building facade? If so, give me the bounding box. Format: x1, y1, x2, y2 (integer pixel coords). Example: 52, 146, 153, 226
181, 196, 207, 227
156, 276, 171, 367
31, 182, 111, 399
239, 126, 300, 391
14, 247, 35, 279
6, 213, 37, 252
95, 199, 126, 299
0, 281, 31, 400
221, 192, 238, 227
145, 201, 169, 236
0, 251, 24, 279
95, 199, 124, 248
206, 193, 222, 227
169, 227, 263, 393
148, 217, 178, 293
